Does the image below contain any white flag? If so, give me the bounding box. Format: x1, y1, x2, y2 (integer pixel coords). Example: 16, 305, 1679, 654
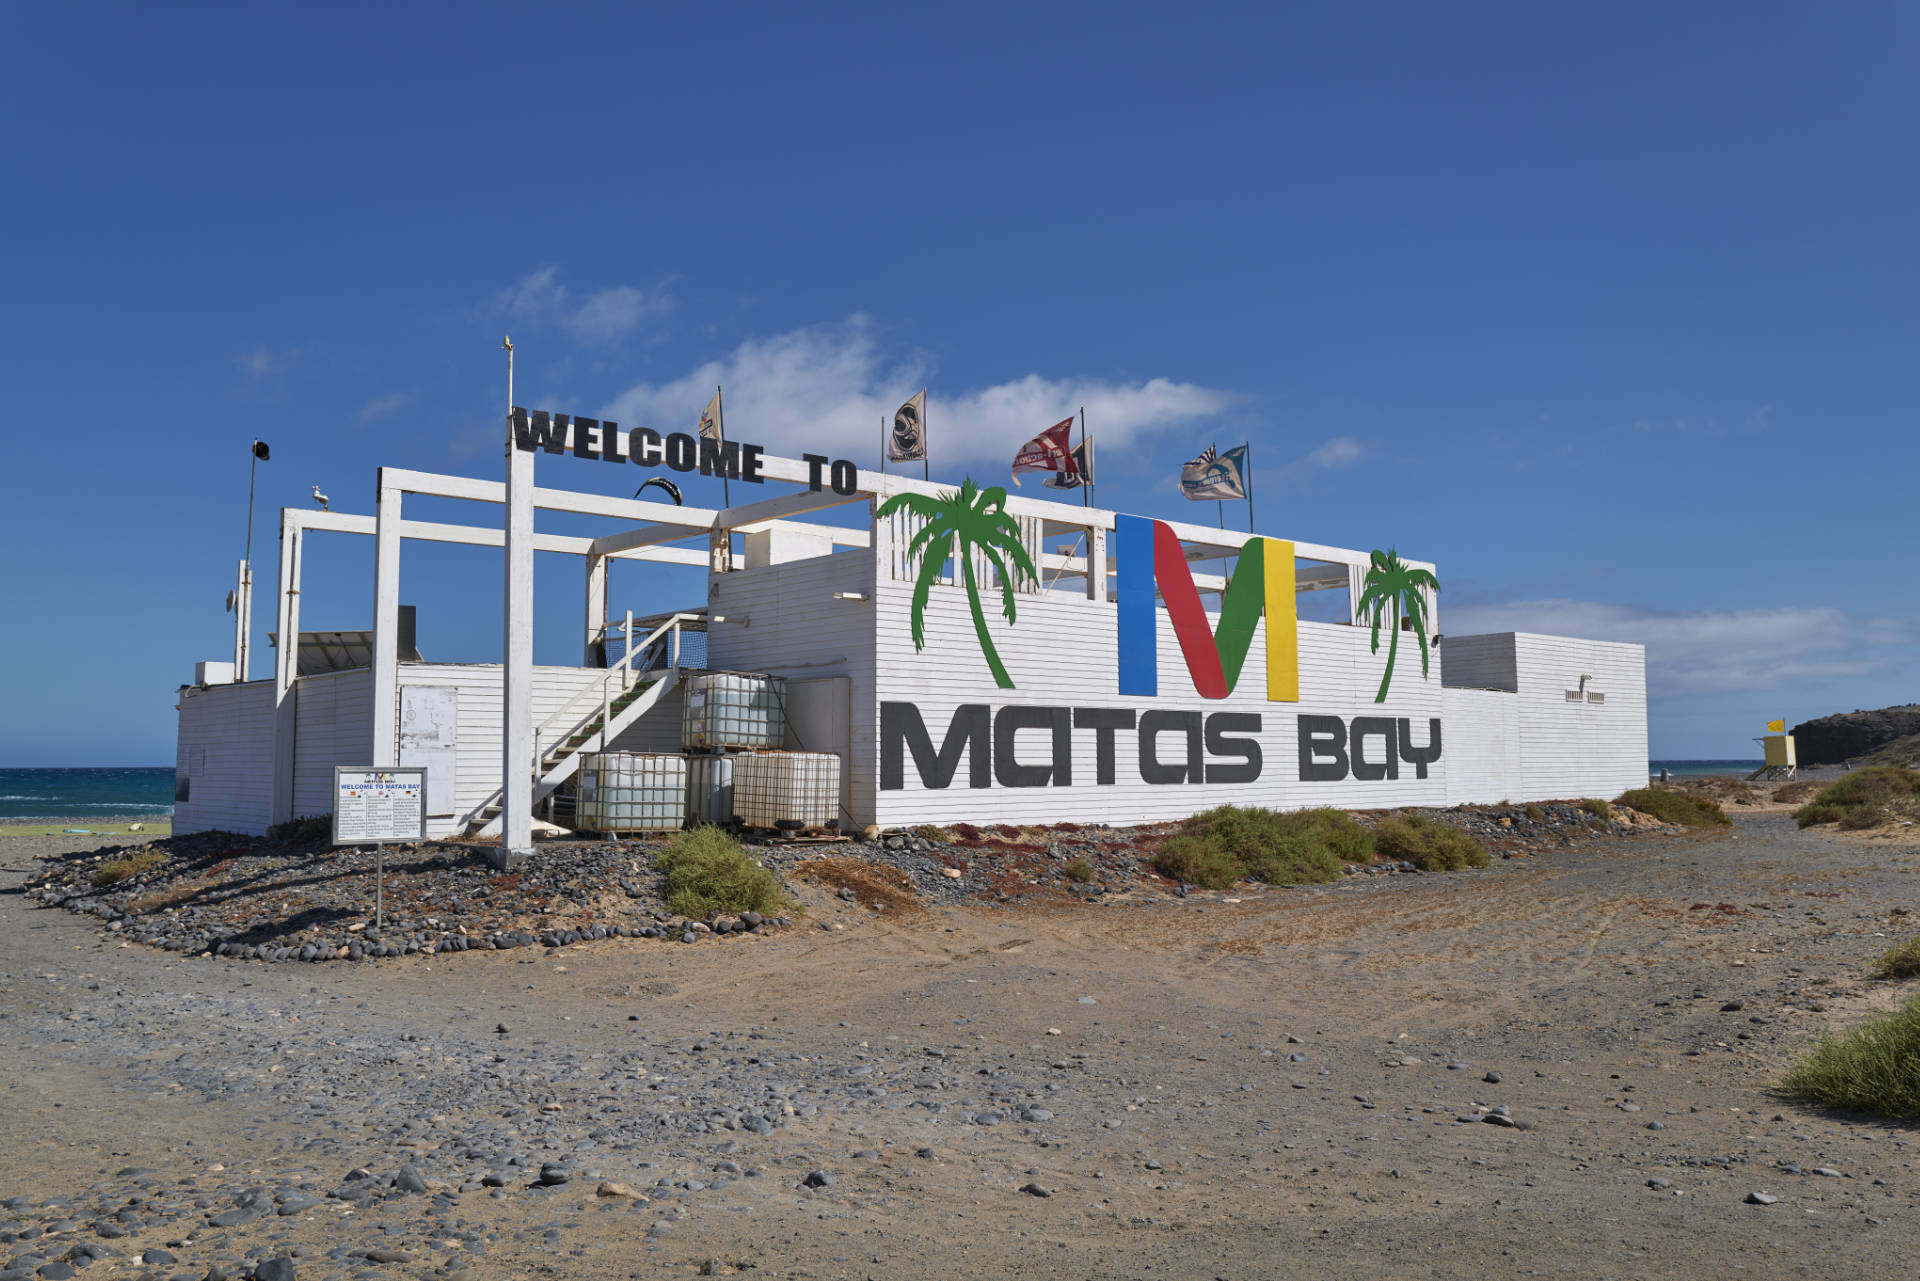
890, 390, 927, 462
1179, 443, 1248, 500
698, 389, 723, 442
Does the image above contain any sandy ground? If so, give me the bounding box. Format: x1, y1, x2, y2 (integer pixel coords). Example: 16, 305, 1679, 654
4, 810, 1919, 1281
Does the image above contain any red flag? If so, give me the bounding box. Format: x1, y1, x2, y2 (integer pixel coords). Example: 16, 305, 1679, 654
1010, 418, 1077, 487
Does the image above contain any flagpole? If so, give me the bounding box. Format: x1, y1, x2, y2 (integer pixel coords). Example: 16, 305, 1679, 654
923, 393, 929, 483
1244, 440, 1254, 534
1078, 407, 1087, 509
716, 385, 731, 507
880, 415, 887, 476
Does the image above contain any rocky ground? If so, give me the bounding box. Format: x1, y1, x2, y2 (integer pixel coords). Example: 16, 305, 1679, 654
13, 803, 1635, 966
3, 802, 1918, 1280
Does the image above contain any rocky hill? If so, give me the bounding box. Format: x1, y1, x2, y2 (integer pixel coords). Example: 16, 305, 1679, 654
1790, 704, 1920, 765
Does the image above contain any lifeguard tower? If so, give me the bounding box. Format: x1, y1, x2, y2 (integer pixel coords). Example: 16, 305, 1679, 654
1750, 733, 1797, 781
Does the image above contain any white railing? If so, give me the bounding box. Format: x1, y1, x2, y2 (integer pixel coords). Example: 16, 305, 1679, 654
531, 612, 696, 770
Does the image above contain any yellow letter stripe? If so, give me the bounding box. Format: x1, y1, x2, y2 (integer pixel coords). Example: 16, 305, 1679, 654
1264, 538, 1298, 702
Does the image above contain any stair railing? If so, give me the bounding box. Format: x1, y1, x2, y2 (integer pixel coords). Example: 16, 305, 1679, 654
532, 612, 695, 772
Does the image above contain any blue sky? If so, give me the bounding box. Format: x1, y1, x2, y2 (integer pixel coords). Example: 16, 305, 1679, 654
2, 2, 1914, 765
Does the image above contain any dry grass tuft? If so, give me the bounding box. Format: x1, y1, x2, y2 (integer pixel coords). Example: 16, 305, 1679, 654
1782, 993, 1920, 1119
1615, 788, 1732, 827
1871, 936, 1920, 982
1793, 767, 1920, 831
91, 849, 164, 887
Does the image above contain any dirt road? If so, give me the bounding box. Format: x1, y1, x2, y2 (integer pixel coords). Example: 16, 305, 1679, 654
3, 813, 1916, 1280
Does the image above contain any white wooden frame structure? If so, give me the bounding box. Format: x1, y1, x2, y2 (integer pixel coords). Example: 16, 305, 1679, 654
154, 417, 1649, 844
262, 429, 1432, 857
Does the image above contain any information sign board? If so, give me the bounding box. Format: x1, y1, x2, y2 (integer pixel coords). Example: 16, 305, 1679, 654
333, 767, 426, 845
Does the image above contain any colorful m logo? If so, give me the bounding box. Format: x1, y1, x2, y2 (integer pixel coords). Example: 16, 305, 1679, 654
1116, 515, 1299, 701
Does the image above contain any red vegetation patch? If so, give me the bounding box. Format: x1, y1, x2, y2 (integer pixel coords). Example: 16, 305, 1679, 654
951, 823, 983, 843
994, 824, 1021, 839
489, 874, 523, 892
795, 858, 925, 916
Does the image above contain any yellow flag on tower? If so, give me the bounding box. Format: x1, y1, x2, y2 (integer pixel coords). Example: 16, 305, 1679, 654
1767, 719, 1785, 733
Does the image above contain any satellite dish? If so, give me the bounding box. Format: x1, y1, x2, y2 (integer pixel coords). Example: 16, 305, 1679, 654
225, 590, 236, 612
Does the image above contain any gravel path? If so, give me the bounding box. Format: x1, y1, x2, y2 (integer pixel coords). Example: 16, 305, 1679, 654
3, 811, 1917, 1280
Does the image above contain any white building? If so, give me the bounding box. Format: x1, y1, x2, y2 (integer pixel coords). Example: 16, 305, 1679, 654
173, 432, 1646, 838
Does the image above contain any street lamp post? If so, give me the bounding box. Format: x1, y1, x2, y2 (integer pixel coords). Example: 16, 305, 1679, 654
237, 439, 270, 680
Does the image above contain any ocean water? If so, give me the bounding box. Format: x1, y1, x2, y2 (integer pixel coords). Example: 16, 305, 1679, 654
0, 767, 175, 821
1648, 759, 1764, 779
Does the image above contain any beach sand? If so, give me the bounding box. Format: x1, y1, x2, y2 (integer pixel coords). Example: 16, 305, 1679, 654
3, 803, 1918, 1279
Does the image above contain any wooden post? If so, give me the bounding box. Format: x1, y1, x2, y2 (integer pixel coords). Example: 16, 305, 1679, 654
371, 473, 402, 768
584, 552, 608, 667
1087, 525, 1108, 602
270, 511, 302, 826
501, 350, 534, 866
232, 558, 247, 676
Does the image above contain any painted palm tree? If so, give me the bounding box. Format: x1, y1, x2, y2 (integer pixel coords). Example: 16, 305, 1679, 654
876, 478, 1039, 689
1357, 548, 1440, 703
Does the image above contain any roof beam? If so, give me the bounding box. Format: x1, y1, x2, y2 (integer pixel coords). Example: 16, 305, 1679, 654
716, 488, 866, 531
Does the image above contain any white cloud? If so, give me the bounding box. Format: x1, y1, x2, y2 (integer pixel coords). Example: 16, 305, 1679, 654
234, 347, 298, 379
350, 391, 414, 431
1443, 598, 1920, 694
497, 267, 672, 342
599, 316, 1234, 464
1307, 436, 1366, 468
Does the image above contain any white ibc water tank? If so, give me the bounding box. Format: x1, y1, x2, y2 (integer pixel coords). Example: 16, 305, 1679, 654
685, 753, 735, 825
682, 671, 787, 750
576, 752, 687, 833
733, 752, 840, 831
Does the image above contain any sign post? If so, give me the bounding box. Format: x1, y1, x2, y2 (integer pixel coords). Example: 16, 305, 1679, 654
333, 767, 426, 931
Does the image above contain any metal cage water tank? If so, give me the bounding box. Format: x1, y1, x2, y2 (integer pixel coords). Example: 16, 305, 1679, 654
575, 752, 687, 834
685, 753, 735, 826
732, 752, 840, 831
681, 671, 787, 750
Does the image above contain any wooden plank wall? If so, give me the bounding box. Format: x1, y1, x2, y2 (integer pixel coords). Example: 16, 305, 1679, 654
1512, 634, 1649, 801
392, 663, 683, 838
292, 669, 373, 820
1441, 686, 1523, 804
174, 681, 278, 836
870, 577, 1452, 827
706, 551, 877, 824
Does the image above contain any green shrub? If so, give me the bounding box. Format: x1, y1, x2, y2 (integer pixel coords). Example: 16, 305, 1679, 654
1373, 813, 1490, 871
1614, 788, 1731, 827
92, 849, 164, 887
1577, 797, 1613, 821
1151, 805, 1361, 889
911, 824, 952, 843
652, 827, 791, 918
1153, 836, 1243, 889
1793, 767, 1920, 831
269, 815, 332, 845
1063, 858, 1094, 883
1781, 992, 1920, 1119
1524, 803, 1546, 823
1872, 936, 1920, 982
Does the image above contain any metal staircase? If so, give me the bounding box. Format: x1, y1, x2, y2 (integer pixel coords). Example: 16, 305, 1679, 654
464, 613, 697, 836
